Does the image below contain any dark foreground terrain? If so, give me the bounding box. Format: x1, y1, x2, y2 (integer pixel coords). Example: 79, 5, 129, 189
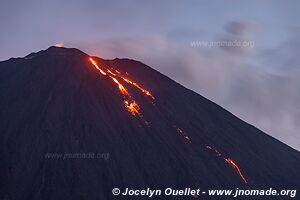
0, 47, 299, 200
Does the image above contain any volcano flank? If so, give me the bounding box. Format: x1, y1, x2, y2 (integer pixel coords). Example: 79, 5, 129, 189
0, 46, 299, 200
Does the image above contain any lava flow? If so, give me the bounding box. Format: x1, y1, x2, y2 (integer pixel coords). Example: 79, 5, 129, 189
122, 77, 154, 99
89, 57, 141, 116
172, 126, 248, 184
109, 76, 140, 115
172, 126, 248, 185
89, 56, 248, 184
225, 158, 247, 184
205, 145, 247, 184
105, 68, 155, 99
110, 76, 128, 95
89, 58, 106, 75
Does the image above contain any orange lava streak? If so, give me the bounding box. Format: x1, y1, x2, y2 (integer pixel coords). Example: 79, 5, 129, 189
105, 69, 154, 99
89, 58, 107, 75
176, 127, 192, 143
225, 158, 247, 184
205, 145, 247, 184
107, 69, 117, 76
110, 76, 128, 95
122, 78, 155, 99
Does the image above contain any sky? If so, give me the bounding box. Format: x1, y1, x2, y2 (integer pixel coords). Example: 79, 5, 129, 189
1, 0, 299, 150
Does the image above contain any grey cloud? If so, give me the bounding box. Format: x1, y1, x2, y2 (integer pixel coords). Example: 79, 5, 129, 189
225, 21, 256, 36
219, 21, 256, 55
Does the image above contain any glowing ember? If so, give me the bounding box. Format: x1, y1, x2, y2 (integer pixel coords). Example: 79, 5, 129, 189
215, 150, 222, 157
124, 100, 140, 115
89, 58, 107, 75
225, 158, 247, 184
206, 145, 221, 157
55, 43, 63, 48
107, 75, 140, 115
205, 145, 212, 150
175, 127, 192, 143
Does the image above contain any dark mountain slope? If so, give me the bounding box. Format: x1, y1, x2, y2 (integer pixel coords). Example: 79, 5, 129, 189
0, 46, 299, 200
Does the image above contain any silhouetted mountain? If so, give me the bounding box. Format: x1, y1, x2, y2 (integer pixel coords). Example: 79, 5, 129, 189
0, 46, 299, 200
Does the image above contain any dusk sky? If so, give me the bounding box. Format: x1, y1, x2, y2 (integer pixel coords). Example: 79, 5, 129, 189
1, 0, 299, 150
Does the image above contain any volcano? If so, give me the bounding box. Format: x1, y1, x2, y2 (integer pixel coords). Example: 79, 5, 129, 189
0, 46, 299, 200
